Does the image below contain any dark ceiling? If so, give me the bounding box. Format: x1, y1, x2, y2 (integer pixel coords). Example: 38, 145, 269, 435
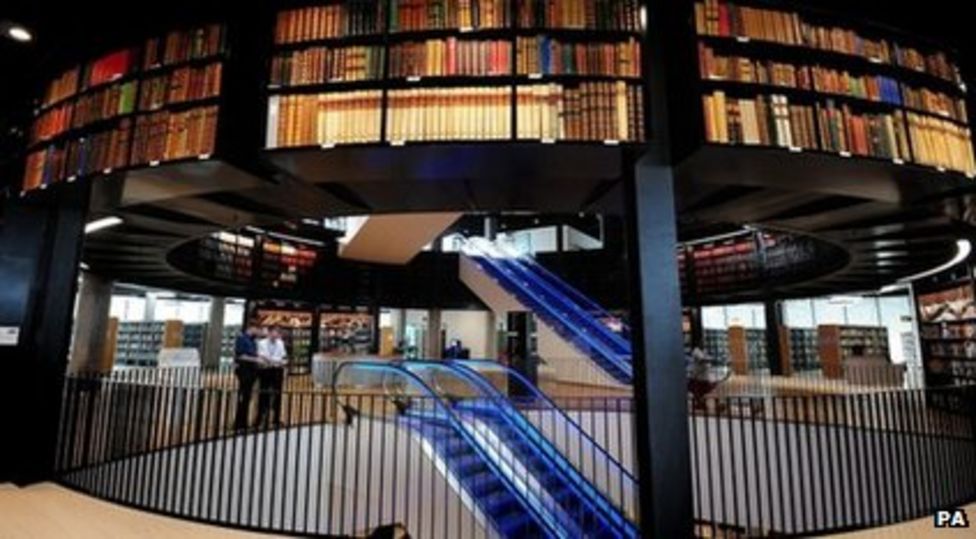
1, 0, 974, 190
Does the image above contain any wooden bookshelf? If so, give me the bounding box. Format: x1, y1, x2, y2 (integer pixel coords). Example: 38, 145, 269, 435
22, 23, 229, 193
692, 0, 975, 177
817, 324, 889, 380
915, 275, 976, 386
266, 0, 648, 149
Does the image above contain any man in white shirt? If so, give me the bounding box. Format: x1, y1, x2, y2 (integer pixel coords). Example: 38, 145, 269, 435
257, 326, 288, 427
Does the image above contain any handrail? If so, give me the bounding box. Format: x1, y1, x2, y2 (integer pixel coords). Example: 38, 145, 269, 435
462, 242, 632, 380
465, 237, 631, 356
444, 360, 640, 537
492, 240, 633, 340
331, 361, 570, 539
454, 359, 638, 484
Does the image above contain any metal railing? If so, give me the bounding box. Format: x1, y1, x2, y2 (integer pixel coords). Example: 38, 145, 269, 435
54, 366, 976, 538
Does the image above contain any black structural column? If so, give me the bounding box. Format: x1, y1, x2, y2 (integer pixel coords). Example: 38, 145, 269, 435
765, 299, 790, 375
625, 0, 695, 536
0, 182, 89, 484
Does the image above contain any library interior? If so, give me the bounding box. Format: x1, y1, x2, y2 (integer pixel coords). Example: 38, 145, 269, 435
2, 1, 976, 537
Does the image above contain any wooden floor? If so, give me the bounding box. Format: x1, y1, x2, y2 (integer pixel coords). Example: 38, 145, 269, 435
1, 483, 970, 538
0, 483, 279, 538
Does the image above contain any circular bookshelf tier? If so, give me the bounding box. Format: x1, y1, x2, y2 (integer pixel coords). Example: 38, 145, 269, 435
69, 141, 970, 303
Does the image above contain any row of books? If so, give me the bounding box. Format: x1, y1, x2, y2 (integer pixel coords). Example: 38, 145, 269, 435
130, 106, 219, 165
267, 92, 384, 148
390, 0, 509, 32
270, 46, 385, 86
516, 82, 644, 141
699, 44, 805, 88
386, 87, 512, 141
516, 36, 641, 77
275, 2, 386, 44
907, 113, 976, 176
695, 1, 962, 84
902, 86, 969, 125
36, 50, 137, 113
515, 0, 643, 32
139, 63, 223, 111
84, 49, 139, 89
31, 104, 74, 145
42, 69, 81, 108
144, 24, 225, 70
703, 92, 818, 150
23, 122, 133, 190
817, 101, 910, 161
70, 81, 138, 130
389, 38, 512, 77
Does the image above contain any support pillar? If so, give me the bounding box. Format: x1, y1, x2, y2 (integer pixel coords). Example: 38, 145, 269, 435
143, 292, 157, 322
485, 310, 498, 359
68, 272, 115, 374
426, 309, 443, 359
765, 299, 792, 376
0, 181, 89, 484
202, 296, 225, 369
625, 160, 693, 538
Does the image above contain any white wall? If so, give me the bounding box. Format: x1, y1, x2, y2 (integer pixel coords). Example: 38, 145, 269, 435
441, 310, 492, 358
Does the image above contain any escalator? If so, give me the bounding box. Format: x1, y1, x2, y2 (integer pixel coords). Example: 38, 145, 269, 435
333, 361, 638, 539
460, 238, 632, 385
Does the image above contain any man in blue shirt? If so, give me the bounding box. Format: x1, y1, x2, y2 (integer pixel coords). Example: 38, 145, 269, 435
233, 322, 264, 431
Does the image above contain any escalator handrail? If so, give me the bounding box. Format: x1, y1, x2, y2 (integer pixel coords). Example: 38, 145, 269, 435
331, 361, 569, 539
465, 251, 632, 378
501, 255, 631, 353
453, 359, 638, 486
424, 360, 638, 537
465, 238, 631, 357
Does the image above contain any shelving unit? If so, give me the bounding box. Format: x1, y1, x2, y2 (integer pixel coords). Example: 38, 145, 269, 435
788, 328, 819, 371
817, 324, 890, 379
703, 328, 729, 365
266, 0, 648, 149
916, 280, 976, 385
23, 23, 228, 192
222, 325, 242, 362
692, 0, 975, 177
253, 307, 315, 369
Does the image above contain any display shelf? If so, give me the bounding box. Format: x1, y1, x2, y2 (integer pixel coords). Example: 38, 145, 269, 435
817, 324, 890, 379
788, 328, 819, 371
697, 34, 966, 97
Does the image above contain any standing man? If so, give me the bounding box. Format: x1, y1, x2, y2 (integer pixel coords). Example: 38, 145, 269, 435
233, 322, 264, 431
257, 326, 288, 427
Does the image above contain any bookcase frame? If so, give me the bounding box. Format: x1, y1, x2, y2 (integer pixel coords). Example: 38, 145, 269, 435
685, 0, 975, 178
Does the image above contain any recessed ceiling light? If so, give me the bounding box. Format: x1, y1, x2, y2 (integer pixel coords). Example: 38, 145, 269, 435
84, 216, 123, 234
7, 25, 32, 43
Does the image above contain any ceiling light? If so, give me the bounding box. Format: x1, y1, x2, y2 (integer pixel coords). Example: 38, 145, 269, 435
897, 239, 971, 284
84, 216, 123, 235
6, 25, 32, 43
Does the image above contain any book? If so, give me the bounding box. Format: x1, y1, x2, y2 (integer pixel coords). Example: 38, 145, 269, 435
71, 80, 138, 129
389, 38, 511, 78
387, 86, 512, 141
139, 62, 223, 110
702, 91, 817, 150
267, 92, 383, 148
517, 81, 644, 142
275, 2, 385, 44
82, 49, 138, 89
41, 68, 80, 108
130, 106, 219, 164
895, 45, 961, 84
22, 120, 133, 191
30, 103, 73, 145
270, 46, 385, 86
907, 113, 976, 175
902, 85, 968, 124
144, 24, 225, 69
517, 36, 641, 77
516, 0, 642, 32
816, 100, 909, 160
389, 0, 508, 32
